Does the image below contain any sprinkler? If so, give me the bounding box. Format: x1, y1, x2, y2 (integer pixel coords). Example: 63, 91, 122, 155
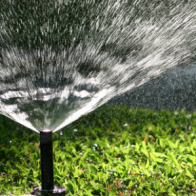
32, 129, 66, 196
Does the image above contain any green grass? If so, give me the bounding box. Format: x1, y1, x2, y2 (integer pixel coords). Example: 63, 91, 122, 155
1, 106, 196, 195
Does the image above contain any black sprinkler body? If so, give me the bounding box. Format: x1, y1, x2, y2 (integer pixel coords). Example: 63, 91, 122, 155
32, 129, 66, 196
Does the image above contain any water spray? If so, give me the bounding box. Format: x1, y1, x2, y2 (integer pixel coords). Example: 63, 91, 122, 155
32, 129, 66, 196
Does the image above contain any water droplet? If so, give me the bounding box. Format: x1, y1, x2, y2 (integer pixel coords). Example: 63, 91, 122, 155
123, 123, 128, 127
94, 143, 98, 147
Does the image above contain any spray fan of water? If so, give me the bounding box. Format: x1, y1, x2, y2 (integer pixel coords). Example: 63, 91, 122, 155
1, 0, 196, 133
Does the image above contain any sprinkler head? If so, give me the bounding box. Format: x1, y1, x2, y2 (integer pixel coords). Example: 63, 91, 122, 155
32, 129, 67, 196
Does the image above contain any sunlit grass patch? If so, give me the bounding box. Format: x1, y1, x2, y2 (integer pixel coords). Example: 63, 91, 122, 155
1, 106, 196, 195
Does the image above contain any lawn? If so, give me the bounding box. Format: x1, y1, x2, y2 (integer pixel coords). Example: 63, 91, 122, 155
1, 106, 196, 195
